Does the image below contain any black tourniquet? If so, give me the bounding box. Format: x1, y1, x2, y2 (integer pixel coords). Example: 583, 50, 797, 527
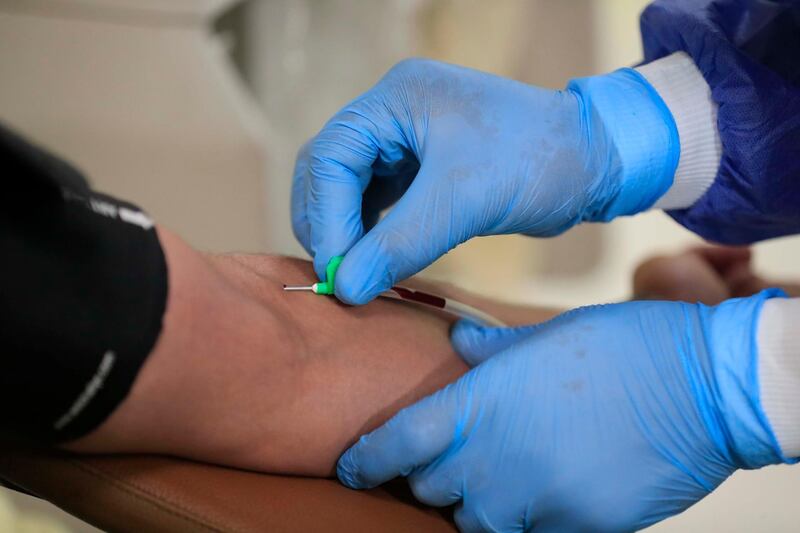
0, 123, 167, 442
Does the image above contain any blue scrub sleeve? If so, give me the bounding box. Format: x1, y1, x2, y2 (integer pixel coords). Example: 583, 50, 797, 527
640, 0, 800, 244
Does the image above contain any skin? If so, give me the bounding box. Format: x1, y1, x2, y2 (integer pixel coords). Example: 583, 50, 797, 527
65, 227, 558, 476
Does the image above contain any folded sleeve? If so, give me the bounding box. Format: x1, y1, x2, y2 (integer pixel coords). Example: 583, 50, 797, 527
0, 123, 167, 443
640, 0, 800, 244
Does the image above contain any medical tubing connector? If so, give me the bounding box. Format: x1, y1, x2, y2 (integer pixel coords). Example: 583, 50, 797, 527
313, 255, 344, 295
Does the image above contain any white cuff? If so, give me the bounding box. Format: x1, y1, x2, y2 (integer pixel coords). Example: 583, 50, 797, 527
757, 297, 800, 458
635, 52, 722, 210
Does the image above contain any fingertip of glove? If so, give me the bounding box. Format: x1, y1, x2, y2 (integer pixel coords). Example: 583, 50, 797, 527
336, 449, 365, 489
334, 252, 389, 305
451, 318, 483, 341
334, 269, 370, 306
450, 319, 490, 365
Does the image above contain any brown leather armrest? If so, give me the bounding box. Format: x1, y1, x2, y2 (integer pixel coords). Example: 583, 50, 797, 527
0, 446, 455, 532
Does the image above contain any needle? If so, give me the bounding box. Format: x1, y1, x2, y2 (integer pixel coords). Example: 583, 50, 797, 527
283, 284, 318, 292
283, 256, 343, 296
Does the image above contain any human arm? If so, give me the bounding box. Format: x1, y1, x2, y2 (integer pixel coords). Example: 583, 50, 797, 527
62, 227, 466, 476
63, 228, 560, 476
63, 241, 789, 478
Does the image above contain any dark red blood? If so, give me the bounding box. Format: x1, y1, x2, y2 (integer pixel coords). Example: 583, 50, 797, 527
390, 287, 446, 309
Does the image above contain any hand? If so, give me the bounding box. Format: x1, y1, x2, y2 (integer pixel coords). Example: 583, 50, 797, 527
633, 246, 763, 304
337, 293, 789, 532
292, 58, 678, 304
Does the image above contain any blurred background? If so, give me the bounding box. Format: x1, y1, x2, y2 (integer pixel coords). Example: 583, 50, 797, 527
1, 0, 798, 531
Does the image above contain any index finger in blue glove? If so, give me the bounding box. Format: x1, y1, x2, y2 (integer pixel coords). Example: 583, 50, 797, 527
337, 378, 465, 490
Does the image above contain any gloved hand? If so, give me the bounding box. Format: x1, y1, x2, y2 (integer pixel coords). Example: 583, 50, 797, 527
337, 291, 792, 532
292, 58, 679, 304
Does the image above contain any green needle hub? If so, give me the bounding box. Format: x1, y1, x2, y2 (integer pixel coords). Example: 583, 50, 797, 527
314, 255, 343, 295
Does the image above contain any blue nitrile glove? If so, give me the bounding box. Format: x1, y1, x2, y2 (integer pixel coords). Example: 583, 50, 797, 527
292, 58, 679, 304
337, 290, 794, 532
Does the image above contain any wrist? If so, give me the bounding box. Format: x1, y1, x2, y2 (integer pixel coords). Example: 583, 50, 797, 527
703, 290, 792, 469
567, 68, 680, 222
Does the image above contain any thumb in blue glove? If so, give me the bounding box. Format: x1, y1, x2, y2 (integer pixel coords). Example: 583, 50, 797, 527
337, 291, 793, 532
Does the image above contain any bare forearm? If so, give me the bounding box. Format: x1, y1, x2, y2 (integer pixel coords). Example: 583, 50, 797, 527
65, 228, 460, 475
64, 228, 294, 459
66, 229, 559, 476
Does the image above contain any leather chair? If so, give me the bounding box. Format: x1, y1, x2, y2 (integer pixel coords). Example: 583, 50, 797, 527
0, 445, 455, 532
